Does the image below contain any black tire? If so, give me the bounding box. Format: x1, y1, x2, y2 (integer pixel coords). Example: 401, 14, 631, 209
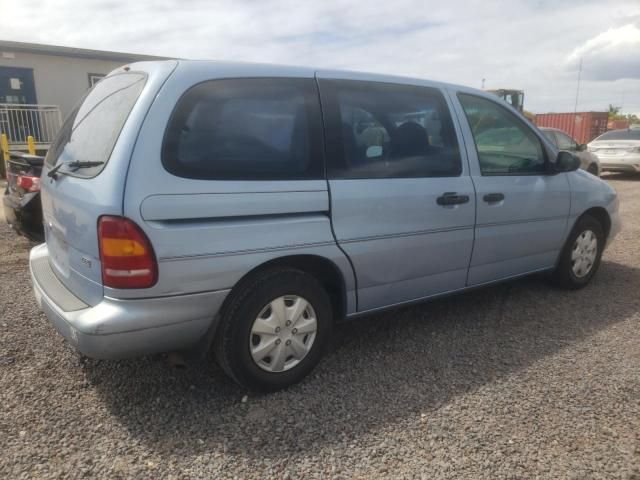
214, 267, 333, 392
553, 215, 605, 289
587, 164, 599, 176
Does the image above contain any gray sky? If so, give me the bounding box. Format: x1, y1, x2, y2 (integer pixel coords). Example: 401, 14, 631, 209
3, 0, 640, 114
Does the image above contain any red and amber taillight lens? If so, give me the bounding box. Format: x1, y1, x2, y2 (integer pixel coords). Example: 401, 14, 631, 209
98, 216, 158, 289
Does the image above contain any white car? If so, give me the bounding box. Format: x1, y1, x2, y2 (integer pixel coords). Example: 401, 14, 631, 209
588, 128, 640, 174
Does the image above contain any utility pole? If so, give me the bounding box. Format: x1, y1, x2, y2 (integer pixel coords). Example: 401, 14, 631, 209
571, 58, 582, 138
481, 78, 486, 89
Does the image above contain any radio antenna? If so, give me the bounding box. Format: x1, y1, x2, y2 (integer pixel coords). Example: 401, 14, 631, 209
571, 58, 583, 138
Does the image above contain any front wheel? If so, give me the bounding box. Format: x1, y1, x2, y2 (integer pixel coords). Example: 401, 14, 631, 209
214, 268, 333, 392
587, 164, 600, 176
553, 215, 604, 289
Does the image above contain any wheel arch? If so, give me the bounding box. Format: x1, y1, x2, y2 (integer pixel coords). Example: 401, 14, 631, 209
222, 254, 348, 322
555, 206, 611, 270
579, 206, 611, 240
587, 163, 600, 175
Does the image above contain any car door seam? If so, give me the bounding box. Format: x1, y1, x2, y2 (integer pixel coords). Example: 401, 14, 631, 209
444, 87, 479, 287
315, 72, 359, 312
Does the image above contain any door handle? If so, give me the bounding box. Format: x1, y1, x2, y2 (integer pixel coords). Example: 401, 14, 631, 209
436, 192, 470, 206
483, 193, 505, 203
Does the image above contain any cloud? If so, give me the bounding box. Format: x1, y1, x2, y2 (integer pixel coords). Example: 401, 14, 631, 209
566, 24, 640, 80
1, 0, 640, 113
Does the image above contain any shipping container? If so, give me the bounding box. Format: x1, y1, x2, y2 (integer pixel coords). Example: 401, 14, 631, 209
534, 112, 608, 145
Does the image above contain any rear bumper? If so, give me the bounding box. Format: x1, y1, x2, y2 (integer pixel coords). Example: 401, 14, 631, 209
3, 191, 44, 241
599, 155, 640, 173
29, 243, 230, 359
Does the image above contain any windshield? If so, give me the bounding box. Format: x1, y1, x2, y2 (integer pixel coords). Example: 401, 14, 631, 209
593, 129, 640, 141
45, 73, 147, 177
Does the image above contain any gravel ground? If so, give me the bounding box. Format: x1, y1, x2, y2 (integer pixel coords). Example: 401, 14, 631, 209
1, 174, 639, 479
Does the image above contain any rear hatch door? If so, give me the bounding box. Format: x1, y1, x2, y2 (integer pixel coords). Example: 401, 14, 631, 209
41, 61, 177, 305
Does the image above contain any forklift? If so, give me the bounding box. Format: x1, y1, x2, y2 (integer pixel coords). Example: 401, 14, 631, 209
486, 88, 535, 122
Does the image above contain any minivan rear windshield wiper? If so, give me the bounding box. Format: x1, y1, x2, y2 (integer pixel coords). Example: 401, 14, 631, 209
48, 160, 105, 179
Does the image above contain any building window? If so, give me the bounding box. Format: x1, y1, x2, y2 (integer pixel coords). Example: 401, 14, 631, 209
88, 73, 106, 88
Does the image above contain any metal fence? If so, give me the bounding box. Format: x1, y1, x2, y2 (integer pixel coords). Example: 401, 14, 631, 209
0, 103, 63, 147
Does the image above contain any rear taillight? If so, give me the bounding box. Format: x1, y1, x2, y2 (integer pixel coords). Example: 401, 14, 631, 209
16, 175, 40, 192
98, 216, 158, 289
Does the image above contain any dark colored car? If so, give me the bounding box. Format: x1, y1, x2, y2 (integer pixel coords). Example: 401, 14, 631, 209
3, 152, 44, 240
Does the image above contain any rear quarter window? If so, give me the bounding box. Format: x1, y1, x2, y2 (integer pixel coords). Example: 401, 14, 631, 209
161, 78, 324, 180
46, 73, 147, 177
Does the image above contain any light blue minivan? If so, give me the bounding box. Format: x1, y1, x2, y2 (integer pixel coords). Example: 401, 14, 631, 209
30, 60, 620, 391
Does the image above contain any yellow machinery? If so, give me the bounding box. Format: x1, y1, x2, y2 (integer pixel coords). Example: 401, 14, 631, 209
486, 88, 535, 122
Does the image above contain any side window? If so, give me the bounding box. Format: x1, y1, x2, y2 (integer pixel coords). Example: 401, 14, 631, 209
555, 131, 577, 151
458, 93, 546, 175
162, 78, 323, 180
320, 80, 462, 179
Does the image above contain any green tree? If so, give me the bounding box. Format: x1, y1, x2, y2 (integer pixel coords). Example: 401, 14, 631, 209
608, 104, 622, 119
608, 104, 639, 124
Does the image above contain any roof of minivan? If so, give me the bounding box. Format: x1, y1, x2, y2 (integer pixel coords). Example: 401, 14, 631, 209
128, 59, 476, 94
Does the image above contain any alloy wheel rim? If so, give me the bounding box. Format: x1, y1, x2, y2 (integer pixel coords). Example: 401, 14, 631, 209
571, 229, 598, 278
249, 295, 318, 373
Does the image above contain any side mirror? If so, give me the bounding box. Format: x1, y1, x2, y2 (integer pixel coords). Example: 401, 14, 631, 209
576, 143, 587, 152
553, 151, 581, 172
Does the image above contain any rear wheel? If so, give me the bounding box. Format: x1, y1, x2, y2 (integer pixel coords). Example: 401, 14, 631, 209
553, 215, 604, 289
214, 268, 332, 391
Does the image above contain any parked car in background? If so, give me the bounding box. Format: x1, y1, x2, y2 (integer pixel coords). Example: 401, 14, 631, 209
540, 127, 601, 176
588, 128, 640, 174
3, 152, 44, 240
29, 61, 620, 392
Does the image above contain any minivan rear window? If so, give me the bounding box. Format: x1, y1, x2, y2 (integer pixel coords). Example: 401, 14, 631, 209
162, 78, 323, 180
46, 73, 146, 177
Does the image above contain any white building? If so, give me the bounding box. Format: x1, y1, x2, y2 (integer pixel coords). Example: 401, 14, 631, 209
0, 40, 168, 152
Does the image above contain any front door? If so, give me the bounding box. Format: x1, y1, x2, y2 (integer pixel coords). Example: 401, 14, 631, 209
318, 76, 476, 312
452, 91, 570, 285
0, 66, 37, 104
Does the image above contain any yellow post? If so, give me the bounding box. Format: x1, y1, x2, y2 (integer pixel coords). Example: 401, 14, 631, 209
1, 134, 9, 163
1, 133, 9, 177
27, 135, 36, 155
